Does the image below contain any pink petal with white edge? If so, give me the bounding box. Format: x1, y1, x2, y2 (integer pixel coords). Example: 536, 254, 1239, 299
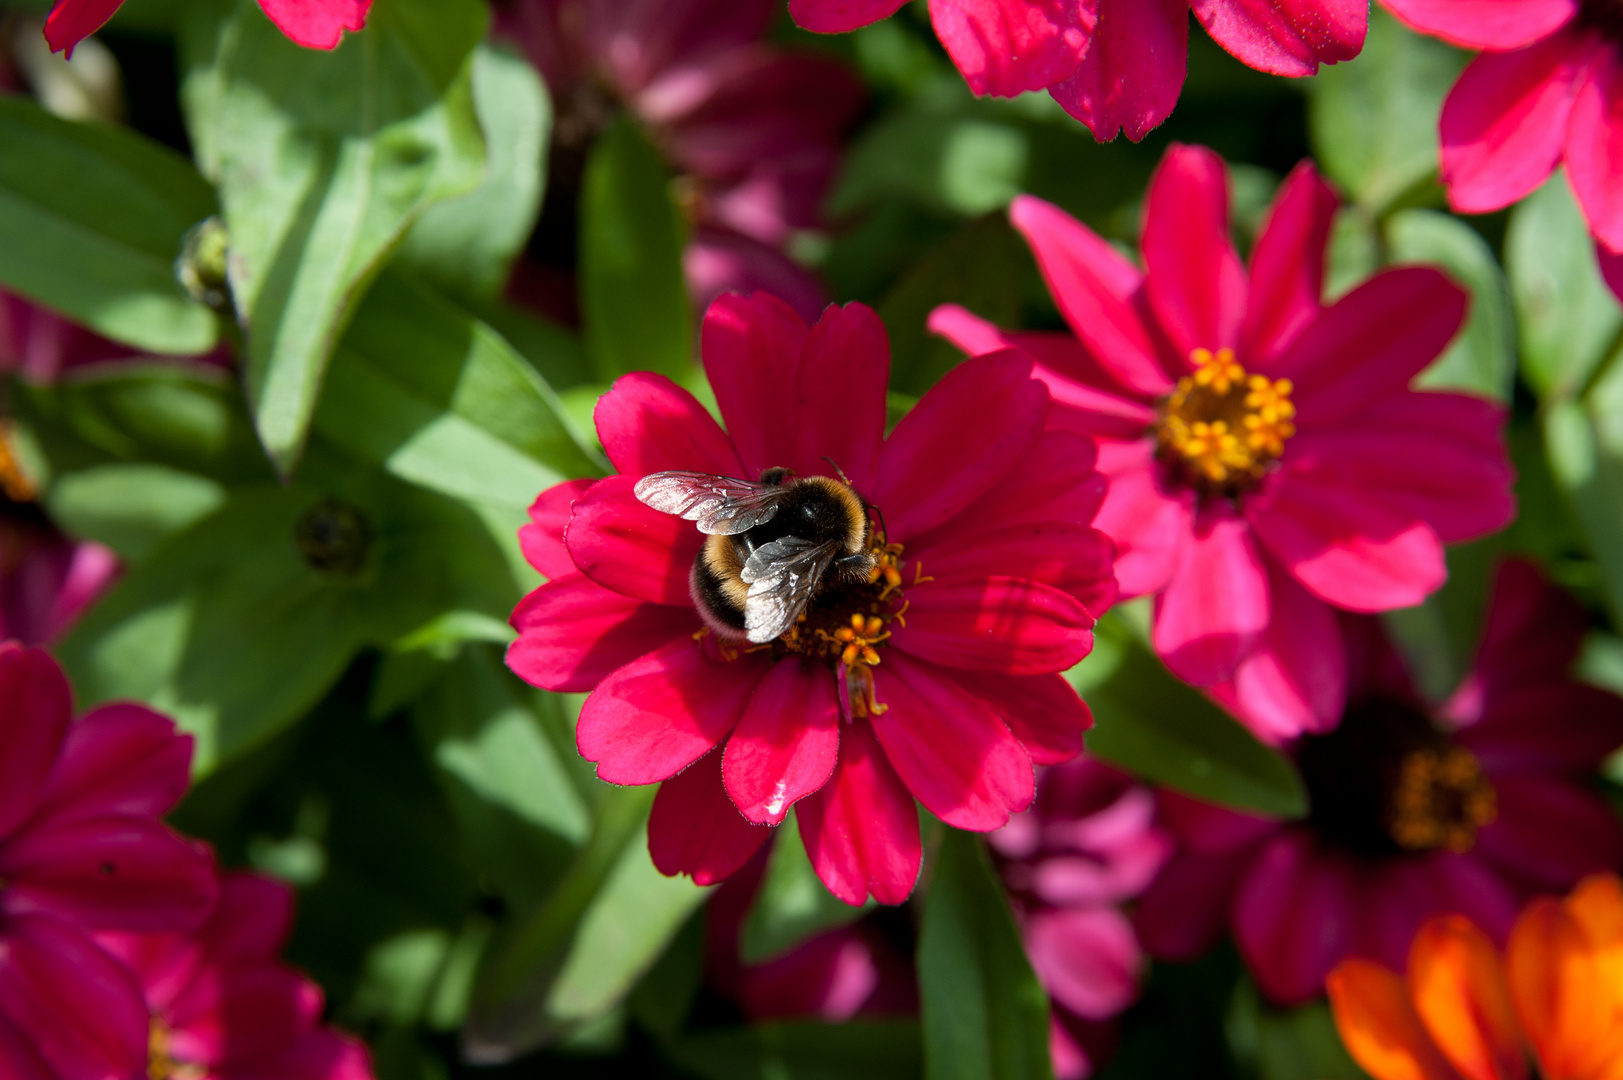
576, 638, 765, 785
33, 703, 191, 824
701, 292, 808, 477
1440, 33, 1596, 215
0, 643, 71, 840
648, 749, 772, 885
792, 303, 888, 490
1142, 144, 1248, 359
1193, 0, 1366, 77
594, 372, 745, 480
1048, 0, 1189, 142
895, 575, 1095, 675
508, 574, 698, 693
1092, 440, 1193, 599
1224, 559, 1346, 742
1008, 195, 1170, 397
0, 915, 148, 1080
1151, 503, 1270, 687
1565, 45, 1623, 252
1276, 266, 1468, 427
929, 0, 1095, 98
953, 670, 1094, 765
42, 0, 124, 55
1233, 830, 1360, 1005
1381, 0, 1578, 50
871, 350, 1048, 539
565, 475, 699, 606
868, 652, 1034, 830
796, 719, 922, 905
519, 479, 594, 580
1025, 907, 1142, 1020
255, 0, 371, 50
723, 658, 840, 825
1241, 160, 1338, 366
789, 0, 909, 33
1247, 467, 1446, 612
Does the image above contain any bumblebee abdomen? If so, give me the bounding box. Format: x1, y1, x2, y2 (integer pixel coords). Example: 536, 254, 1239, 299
692, 534, 749, 638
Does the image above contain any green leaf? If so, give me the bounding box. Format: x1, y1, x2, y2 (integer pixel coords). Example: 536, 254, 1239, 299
668, 1020, 924, 1080
918, 828, 1052, 1080
192, 0, 488, 474
1226, 978, 1365, 1080
314, 270, 603, 509
579, 115, 692, 382
0, 98, 219, 354
1545, 361, 1623, 629
741, 811, 870, 963
1305, 7, 1464, 212
1386, 209, 1514, 401
1078, 614, 1308, 818
396, 43, 550, 303
1506, 174, 1623, 402
46, 463, 225, 560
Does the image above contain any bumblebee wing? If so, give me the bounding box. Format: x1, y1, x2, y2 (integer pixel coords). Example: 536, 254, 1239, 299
740, 536, 838, 644
633, 470, 786, 535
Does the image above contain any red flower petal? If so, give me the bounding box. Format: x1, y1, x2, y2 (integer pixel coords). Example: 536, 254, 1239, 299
0, 1015, 57, 1080
788, 0, 909, 33
912, 428, 1108, 542
1565, 44, 1623, 252
594, 372, 746, 480
255, 0, 371, 50
954, 670, 1094, 765
929, 0, 1095, 97
911, 521, 1116, 618
793, 303, 888, 491
1233, 830, 1360, 1005
701, 292, 808, 477
1224, 560, 1346, 742
1382, 0, 1578, 50
1047, 0, 1189, 142
1142, 144, 1248, 360
1193, 0, 1365, 77
1355, 855, 1516, 976
508, 574, 698, 693
869, 652, 1034, 830
576, 639, 765, 785
199, 873, 295, 965
686, 227, 830, 325
519, 480, 595, 580
222, 1027, 374, 1080
1242, 160, 1338, 365
1473, 775, 1623, 890
565, 475, 699, 606
32, 703, 191, 826
1025, 907, 1142, 1020
1135, 845, 1256, 960
648, 749, 772, 885
1151, 504, 1270, 686
0, 916, 147, 1080
895, 575, 1095, 675
1459, 558, 1588, 708
42, 0, 124, 55
1092, 440, 1193, 599
167, 962, 323, 1068
722, 658, 840, 825
797, 719, 922, 905
873, 350, 1048, 539
0, 644, 71, 841
1601, 242, 1623, 301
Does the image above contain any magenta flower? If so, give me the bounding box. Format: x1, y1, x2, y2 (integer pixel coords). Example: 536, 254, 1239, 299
507, 293, 1117, 903
1134, 559, 1623, 1005
497, 0, 863, 321
0, 643, 218, 1080
788, 0, 1365, 140
1381, 0, 1623, 276
45, 0, 367, 54
97, 872, 374, 1080
931, 144, 1516, 741
990, 757, 1173, 1079
0, 502, 119, 648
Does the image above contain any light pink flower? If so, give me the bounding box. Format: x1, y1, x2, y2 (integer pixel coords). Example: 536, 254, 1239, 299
1382, 0, 1623, 274
789, 0, 1365, 139
98, 873, 374, 1080
991, 757, 1174, 1079
45, 0, 367, 55
507, 294, 1117, 903
1135, 560, 1623, 1005
931, 144, 1516, 741
0, 643, 217, 1080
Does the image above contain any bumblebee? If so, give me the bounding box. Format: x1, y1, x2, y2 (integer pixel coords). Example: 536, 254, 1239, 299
634, 468, 877, 644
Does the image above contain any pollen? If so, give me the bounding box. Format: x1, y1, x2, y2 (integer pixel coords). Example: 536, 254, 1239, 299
1386, 746, 1497, 854
0, 420, 37, 503
1156, 348, 1295, 496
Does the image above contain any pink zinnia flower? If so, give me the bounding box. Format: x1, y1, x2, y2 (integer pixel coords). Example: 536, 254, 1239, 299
931, 143, 1516, 741
788, 0, 1365, 139
0, 643, 218, 1080
507, 293, 1117, 903
97, 872, 374, 1080
497, 0, 863, 322
1134, 559, 1623, 1006
45, 0, 368, 54
990, 757, 1173, 1080
1381, 0, 1623, 287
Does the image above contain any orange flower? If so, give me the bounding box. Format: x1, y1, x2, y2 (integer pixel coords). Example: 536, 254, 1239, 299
1326, 874, 1623, 1080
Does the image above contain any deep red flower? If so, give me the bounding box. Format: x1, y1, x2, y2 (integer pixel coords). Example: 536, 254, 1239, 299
990, 757, 1174, 1079
1381, 0, 1623, 282
497, 0, 863, 322
1133, 559, 1623, 1006
0, 643, 217, 1080
97, 873, 374, 1080
789, 0, 1365, 139
0, 500, 118, 648
45, 0, 367, 55
932, 144, 1516, 741
507, 294, 1117, 903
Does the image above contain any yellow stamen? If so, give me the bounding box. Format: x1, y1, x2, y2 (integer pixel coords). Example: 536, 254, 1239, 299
1156, 348, 1295, 495
0, 421, 36, 503
1387, 746, 1497, 854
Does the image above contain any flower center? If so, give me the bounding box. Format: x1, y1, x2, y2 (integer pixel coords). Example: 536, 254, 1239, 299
148, 1021, 203, 1080
1297, 698, 1497, 858
1155, 348, 1295, 497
